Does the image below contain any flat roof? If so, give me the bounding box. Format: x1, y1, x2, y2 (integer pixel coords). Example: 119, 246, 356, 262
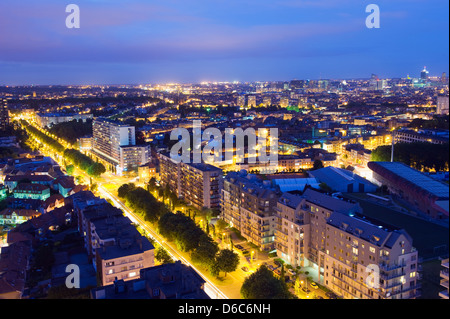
369, 162, 449, 199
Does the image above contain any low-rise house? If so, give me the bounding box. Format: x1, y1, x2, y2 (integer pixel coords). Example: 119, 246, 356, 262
13, 183, 51, 201
0, 240, 32, 299
0, 208, 41, 226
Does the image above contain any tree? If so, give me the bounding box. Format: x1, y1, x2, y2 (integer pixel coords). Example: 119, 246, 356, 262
155, 246, 174, 264
312, 159, 324, 170
87, 162, 106, 178
215, 249, 239, 278
118, 183, 136, 198
148, 177, 157, 192
65, 164, 75, 175
240, 265, 295, 299
191, 239, 219, 269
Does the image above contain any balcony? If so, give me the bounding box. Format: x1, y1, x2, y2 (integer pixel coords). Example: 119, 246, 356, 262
440, 279, 449, 290
380, 271, 405, 281
379, 263, 406, 271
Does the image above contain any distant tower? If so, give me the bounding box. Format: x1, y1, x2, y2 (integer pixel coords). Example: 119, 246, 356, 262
0, 98, 10, 131
421, 66, 429, 81
442, 72, 448, 83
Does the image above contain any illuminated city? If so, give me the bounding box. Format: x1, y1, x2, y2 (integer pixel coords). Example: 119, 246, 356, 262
0, 0, 448, 309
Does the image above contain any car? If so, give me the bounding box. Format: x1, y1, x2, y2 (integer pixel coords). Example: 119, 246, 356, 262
326, 291, 338, 299
310, 282, 319, 289
241, 266, 249, 272
302, 287, 311, 294
288, 269, 296, 276
316, 296, 324, 299
235, 245, 244, 250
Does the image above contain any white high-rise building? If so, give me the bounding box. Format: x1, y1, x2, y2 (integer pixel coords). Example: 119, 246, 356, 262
92, 118, 149, 174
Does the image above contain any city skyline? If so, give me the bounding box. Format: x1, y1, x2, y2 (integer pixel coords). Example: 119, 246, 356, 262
0, 0, 448, 85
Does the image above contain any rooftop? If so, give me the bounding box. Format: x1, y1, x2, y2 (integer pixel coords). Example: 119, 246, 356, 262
368, 161, 449, 199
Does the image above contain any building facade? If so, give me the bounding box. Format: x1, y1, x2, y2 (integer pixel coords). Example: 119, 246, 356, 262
275, 188, 421, 299
159, 152, 223, 211
92, 118, 149, 174
0, 98, 9, 131
221, 171, 279, 251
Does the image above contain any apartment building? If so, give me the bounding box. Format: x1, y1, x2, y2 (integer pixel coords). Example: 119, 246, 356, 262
91, 261, 209, 299
35, 112, 93, 128
119, 144, 151, 173
77, 200, 155, 286
159, 152, 223, 211
92, 118, 149, 174
221, 171, 279, 251
276, 188, 421, 299
96, 233, 155, 286
0, 98, 10, 131
275, 192, 311, 268
394, 128, 449, 145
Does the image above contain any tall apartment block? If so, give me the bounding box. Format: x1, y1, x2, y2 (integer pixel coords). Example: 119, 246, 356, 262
159, 152, 223, 211
0, 98, 10, 131
276, 188, 421, 299
221, 171, 279, 251
92, 118, 150, 174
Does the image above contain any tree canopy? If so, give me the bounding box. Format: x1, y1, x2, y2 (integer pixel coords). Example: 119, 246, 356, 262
240, 265, 295, 299
371, 142, 449, 172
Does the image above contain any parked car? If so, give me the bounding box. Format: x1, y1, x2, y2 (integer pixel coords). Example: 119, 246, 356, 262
310, 282, 319, 289
241, 266, 249, 272
302, 287, 311, 294
288, 269, 296, 276
326, 291, 338, 299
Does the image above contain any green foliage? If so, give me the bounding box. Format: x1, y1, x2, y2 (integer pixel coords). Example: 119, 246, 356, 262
87, 162, 106, 177
21, 120, 64, 153
48, 119, 92, 145
158, 212, 208, 252
118, 183, 136, 198
312, 159, 324, 170
190, 238, 219, 269
240, 265, 295, 299
215, 249, 239, 277
124, 187, 167, 223
65, 164, 75, 175
64, 148, 106, 177
371, 142, 449, 172
155, 246, 174, 264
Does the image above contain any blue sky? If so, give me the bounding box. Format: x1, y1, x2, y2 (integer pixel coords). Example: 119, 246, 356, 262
0, 0, 448, 85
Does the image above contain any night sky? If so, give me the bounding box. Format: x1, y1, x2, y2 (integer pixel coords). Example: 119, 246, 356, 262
0, 0, 448, 85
